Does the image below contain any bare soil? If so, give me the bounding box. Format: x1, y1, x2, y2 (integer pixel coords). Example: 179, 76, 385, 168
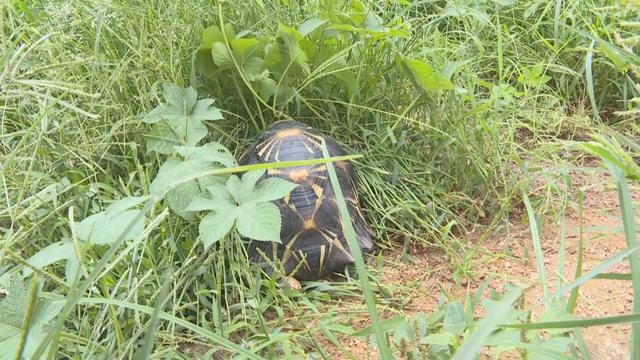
321, 167, 638, 359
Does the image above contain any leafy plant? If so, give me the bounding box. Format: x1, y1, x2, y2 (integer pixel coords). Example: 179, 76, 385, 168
144, 83, 224, 154
0, 277, 63, 359
187, 169, 297, 248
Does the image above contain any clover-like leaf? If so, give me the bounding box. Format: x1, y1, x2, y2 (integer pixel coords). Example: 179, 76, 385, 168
144, 83, 224, 154
0, 277, 64, 359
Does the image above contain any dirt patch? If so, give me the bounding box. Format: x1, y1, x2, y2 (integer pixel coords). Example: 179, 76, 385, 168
320, 167, 637, 359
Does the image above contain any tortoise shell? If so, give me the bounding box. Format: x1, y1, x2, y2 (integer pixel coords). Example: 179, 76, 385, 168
239, 120, 374, 280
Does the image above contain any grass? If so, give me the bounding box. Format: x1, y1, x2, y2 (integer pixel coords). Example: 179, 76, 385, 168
1, 0, 640, 358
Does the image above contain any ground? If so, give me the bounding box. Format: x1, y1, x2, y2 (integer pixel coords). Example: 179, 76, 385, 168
320, 165, 637, 359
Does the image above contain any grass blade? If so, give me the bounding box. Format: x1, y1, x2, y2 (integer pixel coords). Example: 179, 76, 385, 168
585, 39, 600, 122
320, 141, 391, 359
522, 189, 548, 300
77, 298, 262, 359
135, 268, 173, 360
567, 190, 585, 313
501, 312, 640, 330
609, 165, 640, 359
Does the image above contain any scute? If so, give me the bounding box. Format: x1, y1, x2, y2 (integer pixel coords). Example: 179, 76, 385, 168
239, 120, 374, 280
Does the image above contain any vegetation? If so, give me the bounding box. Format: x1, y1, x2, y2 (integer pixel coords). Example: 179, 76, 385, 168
1, 0, 640, 358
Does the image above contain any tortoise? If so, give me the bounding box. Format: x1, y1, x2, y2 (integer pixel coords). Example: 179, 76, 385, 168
239, 120, 374, 280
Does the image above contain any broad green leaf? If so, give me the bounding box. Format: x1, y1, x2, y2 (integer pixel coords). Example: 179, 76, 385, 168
104, 196, 150, 216
236, 202, 282, 242
226, 170, 264, 204
0, 277, 64, 359
252, 177, 298, 202
75, 196, 146, 244
75, 209, 145, 245
165, 180, 200, 221
22, 241, 75, 278
255, 77, 277, 101
202, 25, 224, 46
206, 184, 235, 204
212, 42, 234, 68
444, 301, 466, 335
419, 333, 456, 345
230, 38, 259, 59
297, 18, 328, 36
277, 23, 310, 74
242, 56, 269, 81
199, 208, 236, 248
190, 99, 223, 122
146, 121, 180, 155
400, 57, 454, 91
150, 143, 234, 199
187, 198, 221, 212
190, 169, 297, 245
150, 142, 235, 220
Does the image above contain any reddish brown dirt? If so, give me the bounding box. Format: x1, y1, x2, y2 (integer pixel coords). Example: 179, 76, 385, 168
321, 168, 638, 359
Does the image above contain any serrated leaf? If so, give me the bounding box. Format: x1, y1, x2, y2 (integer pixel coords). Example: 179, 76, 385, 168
400, 57, 454, 91
252, 177, 298, 202
175, 142, 237, 168
0, 277, 64, 359
236, 202, 282, 242
199, 208, 237, 248
206, 184, 235, 204
145, 83, 223, 153
150, 153, 225, 198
